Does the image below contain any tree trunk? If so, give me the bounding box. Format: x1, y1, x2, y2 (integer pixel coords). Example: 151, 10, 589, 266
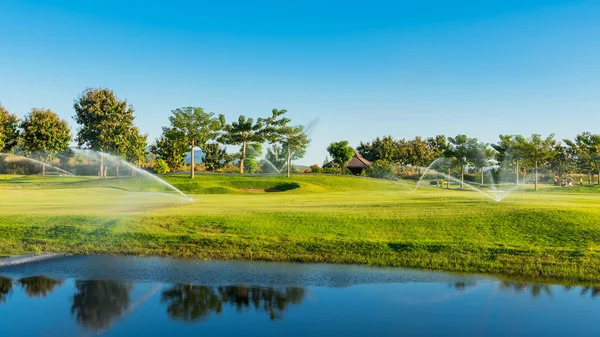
481, 167, 484, 185
42, 163, 46, 176
116, 161, 119, 178
131, 166, 135, 176
100, 154, 105, 179
515, 160, 519, 185
190, 140, 195, 179
104, 166, 108, 178
589, 170, 592, 185
240, 141, 246, 175
447, 168, 450, 189
287, 143, 291, 178
534, 161, 538, 191
597, 163, 599, 185
460, 163, 464, 189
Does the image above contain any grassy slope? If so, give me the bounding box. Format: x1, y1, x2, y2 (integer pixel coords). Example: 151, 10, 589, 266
2, 173, 600, 283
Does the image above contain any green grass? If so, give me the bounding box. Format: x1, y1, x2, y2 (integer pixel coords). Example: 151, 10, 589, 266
2, 173, 600, 283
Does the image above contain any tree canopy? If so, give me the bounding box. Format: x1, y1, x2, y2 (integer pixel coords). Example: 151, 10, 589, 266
20, 108, 71, 175
220, 115, 265, 174
0, 105, 20, 153
167, 107, 224, 178
327, 141, 354, 174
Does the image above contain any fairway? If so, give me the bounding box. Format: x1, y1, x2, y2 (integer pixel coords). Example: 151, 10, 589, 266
2, 174, 600, 283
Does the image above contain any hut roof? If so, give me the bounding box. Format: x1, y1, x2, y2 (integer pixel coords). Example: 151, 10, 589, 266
323, 151, 371, 168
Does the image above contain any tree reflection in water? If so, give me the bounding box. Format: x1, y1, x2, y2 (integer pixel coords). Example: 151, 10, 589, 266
499, 281, 553, 298
18, 276, 63, 298
161, 285, 306, 322
70, 280, 132, 332
0, 276, 13, 303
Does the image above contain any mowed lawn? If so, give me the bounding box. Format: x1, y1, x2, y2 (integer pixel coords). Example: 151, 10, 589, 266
2, 173, 600, 283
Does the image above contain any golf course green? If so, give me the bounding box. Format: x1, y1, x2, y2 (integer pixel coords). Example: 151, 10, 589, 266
2, 173, 600, 283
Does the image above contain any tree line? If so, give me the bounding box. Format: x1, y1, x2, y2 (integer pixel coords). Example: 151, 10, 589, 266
327, 133, 600, 191
0, 88, 309, 177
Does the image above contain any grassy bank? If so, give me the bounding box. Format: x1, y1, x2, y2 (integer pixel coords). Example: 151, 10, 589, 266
1, 174, 600, 283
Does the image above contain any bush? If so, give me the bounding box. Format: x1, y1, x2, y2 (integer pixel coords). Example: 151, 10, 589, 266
366, 160, 395, 180
244, 158, 258, 174
309, 164, 322, 173
154, 158, 170, 174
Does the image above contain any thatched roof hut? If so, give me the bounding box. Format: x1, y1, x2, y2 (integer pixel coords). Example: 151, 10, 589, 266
324, 151, 371, 175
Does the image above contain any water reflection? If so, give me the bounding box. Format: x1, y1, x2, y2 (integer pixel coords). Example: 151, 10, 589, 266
18, 276, 63, 298
499, 281, 554, 298
160, 285, 306, 322
0, 276, 12, 303
71, 280, 132, 331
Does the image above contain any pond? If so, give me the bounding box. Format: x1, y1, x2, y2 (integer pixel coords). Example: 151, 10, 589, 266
0, 255, 597, 336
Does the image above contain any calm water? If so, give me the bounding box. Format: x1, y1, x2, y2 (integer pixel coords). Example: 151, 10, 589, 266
0, 255, 598, 337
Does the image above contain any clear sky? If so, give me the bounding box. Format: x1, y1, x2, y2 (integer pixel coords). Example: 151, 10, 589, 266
1, 0, 599, 165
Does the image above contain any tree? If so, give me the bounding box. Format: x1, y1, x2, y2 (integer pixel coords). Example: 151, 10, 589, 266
327, 141, 354, 174
150, 128, 187, 173
492, 135, 527, 185
427, 135, 449, 160
220, 115, 265, 174
262, 144, 288, 173
0, 105, 20, 153
472, 143, 495, 185
20, 108, 71, 175
521, 134, 557, 191
154, 158, 170, 173
167, 107, 225, 178
444, 135, 479, 188
201, 143, 231, 171
123, 127, 148, 175
356, 136, 398, 162
277, 125, 310, 177
564, 132, 600, 185
261, 109, 308, 177
406, 136, 435, 168
547, 143, 576, 180
73, 88, 135, 178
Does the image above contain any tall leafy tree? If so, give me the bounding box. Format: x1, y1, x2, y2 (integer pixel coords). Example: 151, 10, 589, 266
521, 134, 557, 191
444, 135, 479, 188
406, 136, 435, 168
167, 107, 225, 178
0, 105, 20, 153
124, 127, 148, 175
356, 136, 398, 162
262, 144, 287, 173
472, 143, 495, 185
261, 108, 309, 177
150, 128, 187, 173
327, 141, 354, 174
220, 115, 265, 174
427, 135, 449, 160
547, 143, 576, 180
277, 125, 310, 177
73, 88, 135, 178
201, 143, 231, 171
20, 108, 71, 175
564, 132, 600, 185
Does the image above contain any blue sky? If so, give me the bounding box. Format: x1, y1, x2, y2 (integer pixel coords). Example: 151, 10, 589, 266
1, 0, 599, 165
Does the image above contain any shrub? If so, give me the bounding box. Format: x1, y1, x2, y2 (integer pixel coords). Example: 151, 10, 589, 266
154, 158, 170, 174
366, 160, 395, 180
309, 164, 322, 173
